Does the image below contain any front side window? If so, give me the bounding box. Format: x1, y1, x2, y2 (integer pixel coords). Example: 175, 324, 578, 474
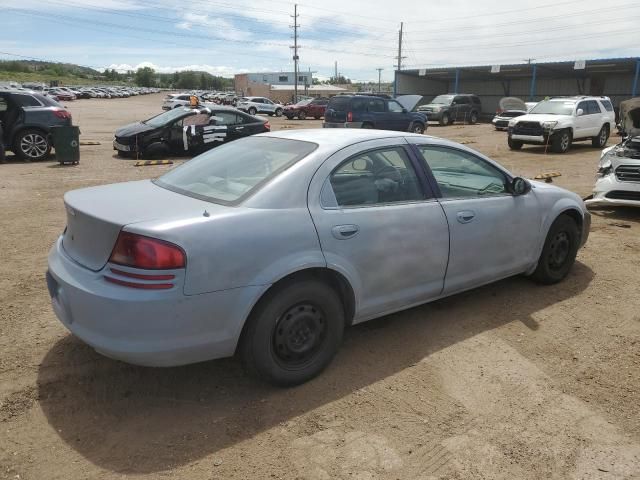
328, 147, 424, 207
387, 101, 404, 113
143, 108, 191, 127
576, 101, 588, 115
417, 146, 508, 199
155, 137, 317, 204
454, 96, 470, 105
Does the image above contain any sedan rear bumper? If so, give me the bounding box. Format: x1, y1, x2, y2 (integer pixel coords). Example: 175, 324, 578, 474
47, 237, 265, 367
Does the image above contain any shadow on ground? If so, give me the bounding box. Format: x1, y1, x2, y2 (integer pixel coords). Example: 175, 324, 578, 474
37, 262, 593, 474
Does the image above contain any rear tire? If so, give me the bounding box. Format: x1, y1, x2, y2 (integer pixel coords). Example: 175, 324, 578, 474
551, 130, 572, 153
591, 125, 609, 148
508, 136, 523, 150
14, 129, 51, 161
240, 279, 344, 386
531, 215, 579, 284
469, 111, 478, 124
275, 108, 283, 117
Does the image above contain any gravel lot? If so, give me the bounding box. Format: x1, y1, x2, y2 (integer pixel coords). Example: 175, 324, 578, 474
1, 93, 639, 479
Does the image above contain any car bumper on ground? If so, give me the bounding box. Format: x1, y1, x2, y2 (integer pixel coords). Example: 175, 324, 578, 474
46, 237, 265, 367
585, 174, 640, 208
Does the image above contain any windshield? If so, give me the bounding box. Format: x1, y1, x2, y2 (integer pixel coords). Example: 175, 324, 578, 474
529, 100, 575, 115
431, 95, 454, 105
144, 108, 191, 127
154, 137, 318, 204
295, 99, 312, 106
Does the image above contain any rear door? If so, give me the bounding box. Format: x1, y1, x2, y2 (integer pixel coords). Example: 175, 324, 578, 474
307, 139, 450, 320
412, 142, 542, 294
325, 96, 351, 123
365, 97, 387, 128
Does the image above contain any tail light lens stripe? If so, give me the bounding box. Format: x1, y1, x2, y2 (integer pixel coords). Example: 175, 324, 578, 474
109, 268, 175, 281
104, 276, 173, 290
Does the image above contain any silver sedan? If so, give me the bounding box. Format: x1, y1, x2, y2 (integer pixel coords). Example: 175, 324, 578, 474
46, 129, 590, 385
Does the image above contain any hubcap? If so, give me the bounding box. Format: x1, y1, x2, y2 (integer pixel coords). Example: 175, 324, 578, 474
20, 133, 48, 158
272, 303, 327, 367
600, 128, 607, 144
561, 134, 570, 151
414, 125, 423, 133
548, 231, 570, 270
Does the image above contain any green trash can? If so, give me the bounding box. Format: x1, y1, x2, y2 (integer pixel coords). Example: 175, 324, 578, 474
51, 126, 80, 165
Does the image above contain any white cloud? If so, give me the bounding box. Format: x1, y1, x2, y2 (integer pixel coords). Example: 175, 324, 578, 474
105, 62, 245, 77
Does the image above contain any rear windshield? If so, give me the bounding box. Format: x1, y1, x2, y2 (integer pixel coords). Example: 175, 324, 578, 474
327, 96, 351, 111
154, 137, 317, 204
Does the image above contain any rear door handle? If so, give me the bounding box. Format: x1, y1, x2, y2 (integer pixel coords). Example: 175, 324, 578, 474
456, 210, 476, 224
331, 224, 359, 240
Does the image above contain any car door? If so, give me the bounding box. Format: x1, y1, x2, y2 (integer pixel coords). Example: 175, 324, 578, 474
262, 98, 277, 114
412, 142, 542, 295
307, 139, 450, 321
387, 99, 412, 131
573, 101, 591, 138
452, 96, 471, 122
365, 98, 387, 128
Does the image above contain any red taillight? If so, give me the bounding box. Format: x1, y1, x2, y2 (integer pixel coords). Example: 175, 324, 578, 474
53, 109, 72, 120
264, 121, 271, 131
109, 231, 185, 270
347, 111, 353, 122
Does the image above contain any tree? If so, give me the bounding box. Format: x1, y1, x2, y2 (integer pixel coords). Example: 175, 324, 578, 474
135, 66, 156, 87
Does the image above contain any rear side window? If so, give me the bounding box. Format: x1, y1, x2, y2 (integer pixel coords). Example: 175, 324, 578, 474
328, 96, 351, 111
352, 98, 367, 112
13, 94, 42, 107
367, 99, 385, 112
600, 99, 613, 112
586, 101, 601, 115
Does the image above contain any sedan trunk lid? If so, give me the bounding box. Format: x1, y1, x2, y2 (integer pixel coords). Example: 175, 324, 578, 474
62, 180, 221, 271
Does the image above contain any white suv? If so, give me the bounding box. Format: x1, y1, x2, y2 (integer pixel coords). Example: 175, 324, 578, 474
508, 96, 615, 153
236, 97, 283, 117
162, 93, 199, 110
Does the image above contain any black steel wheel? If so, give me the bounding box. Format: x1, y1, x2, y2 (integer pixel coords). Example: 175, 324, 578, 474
531, 214, 580, 284
240, 278, 344, 386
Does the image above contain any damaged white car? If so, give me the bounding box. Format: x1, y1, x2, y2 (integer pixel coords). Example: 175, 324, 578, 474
586, 98, 640, 207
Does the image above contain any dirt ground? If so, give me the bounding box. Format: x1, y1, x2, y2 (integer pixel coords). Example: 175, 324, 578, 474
1, 93, 639, 480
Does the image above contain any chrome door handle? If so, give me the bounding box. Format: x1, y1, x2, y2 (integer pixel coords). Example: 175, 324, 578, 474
456, 210, 476, 224
331, 224, 359, 240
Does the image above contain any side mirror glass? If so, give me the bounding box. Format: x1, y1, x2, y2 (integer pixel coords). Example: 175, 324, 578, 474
511, 177, 531, 195
576, 108, 584, 116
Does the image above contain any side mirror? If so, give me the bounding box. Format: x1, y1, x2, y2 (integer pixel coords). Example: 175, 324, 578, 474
511, 177, 531, 195
576, 108, 584, 116
402, 108, 408, 113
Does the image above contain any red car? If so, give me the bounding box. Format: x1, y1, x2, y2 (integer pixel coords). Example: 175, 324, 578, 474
283, 97, 329, 120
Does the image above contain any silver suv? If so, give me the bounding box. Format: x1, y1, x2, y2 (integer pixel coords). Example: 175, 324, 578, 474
508, 96, 615, 153
236, 97, 283, 117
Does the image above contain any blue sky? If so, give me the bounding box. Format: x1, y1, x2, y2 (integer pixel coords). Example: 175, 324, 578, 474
1, 0, 639, 82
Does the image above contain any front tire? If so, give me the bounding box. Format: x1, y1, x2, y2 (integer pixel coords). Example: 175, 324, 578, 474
592, 125, 609, 148
14, 129, 51, 161
508, 136, 523, 150
248, 107, 257, 115
439, 113, 449, 126
298, 110, 307, 120
240, 279, 344, 386
551, 130, 572, 153
411, 122, 425, 134
531, 215, 579, 284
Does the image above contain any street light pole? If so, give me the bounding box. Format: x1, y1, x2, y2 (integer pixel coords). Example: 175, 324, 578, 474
376, 68, 383, 93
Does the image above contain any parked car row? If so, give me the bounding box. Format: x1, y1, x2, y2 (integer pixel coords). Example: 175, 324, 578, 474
0, 84, 160, 102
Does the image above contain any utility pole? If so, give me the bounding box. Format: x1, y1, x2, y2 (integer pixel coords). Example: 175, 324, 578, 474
524, 58, 536, 65
334, 61, 338, 82
396, 22, 405, 71
290, 4, 300, 103
376, 68, 383, 93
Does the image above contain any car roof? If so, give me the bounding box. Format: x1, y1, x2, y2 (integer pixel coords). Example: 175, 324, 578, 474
257, 128, 428, 148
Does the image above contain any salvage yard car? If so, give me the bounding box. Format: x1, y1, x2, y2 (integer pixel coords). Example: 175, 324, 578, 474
417, 94, 482, 126
586, 98, 640, 207
284, 97, 329, 120
236, 96, 284, 117
324, 94, 427, 133
47, 129, 590, 386
492, 97, 528, 131
0, 90, 72, 161
508, 96, 615, 153
113, 105, 269, 158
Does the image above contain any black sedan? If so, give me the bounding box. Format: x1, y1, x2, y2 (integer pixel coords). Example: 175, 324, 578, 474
113, 106, 270, 158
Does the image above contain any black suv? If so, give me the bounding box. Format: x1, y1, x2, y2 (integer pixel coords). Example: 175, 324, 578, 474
0, 91, 72, 161
417, 94, 482, 126
323, 94, 427, 133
